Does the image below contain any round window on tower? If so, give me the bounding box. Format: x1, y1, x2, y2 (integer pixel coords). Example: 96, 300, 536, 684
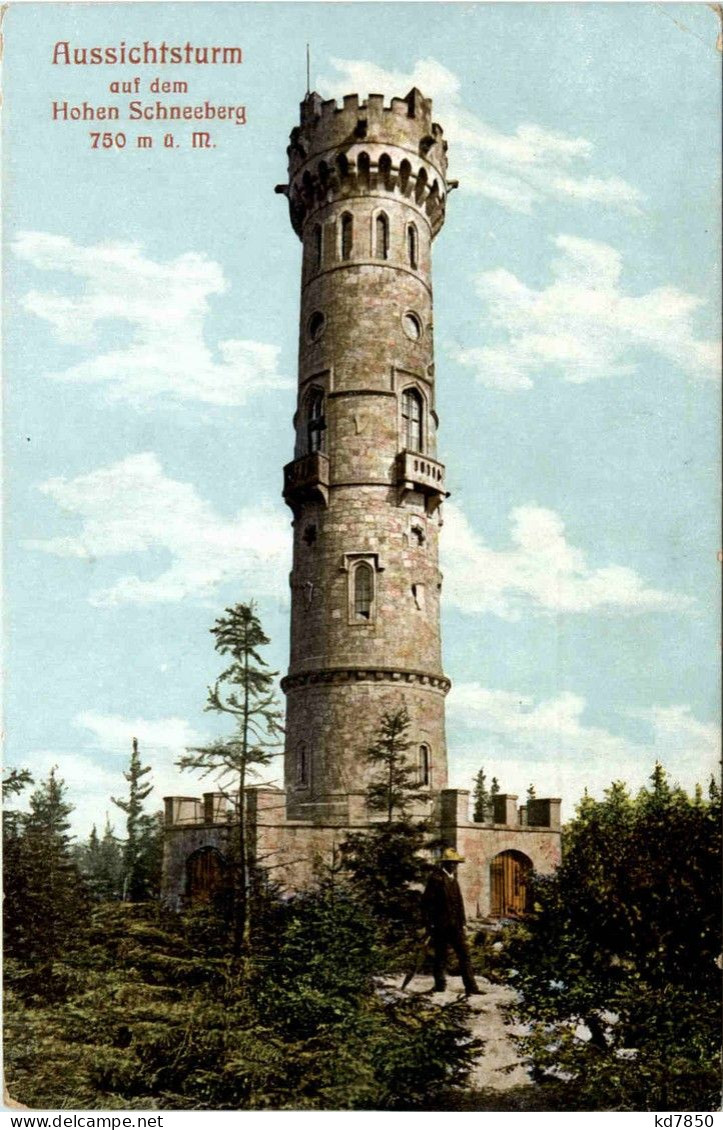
308, 311, 326, 342
402, 311, 422, 341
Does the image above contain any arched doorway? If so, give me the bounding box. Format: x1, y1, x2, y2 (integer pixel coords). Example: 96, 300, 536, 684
490, 850, 533, 918
186, 847, 228, 905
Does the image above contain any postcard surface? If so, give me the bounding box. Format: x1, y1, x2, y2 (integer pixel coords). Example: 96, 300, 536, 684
2, 1, 721, 1115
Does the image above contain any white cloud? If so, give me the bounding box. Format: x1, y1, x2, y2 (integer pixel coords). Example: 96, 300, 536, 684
319, 58, 643, 214
447, 683, 720, 808
12, 231, 291, 406
18, 708, 284, 839
441, 501, 690, 618
26, 452, 290, 605
75, 711, 206, 753
626, 704, 721, 764
454, 234, 720, 390
14, 748, 198, 841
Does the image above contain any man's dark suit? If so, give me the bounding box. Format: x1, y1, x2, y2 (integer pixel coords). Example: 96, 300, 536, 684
422, 865, 480, 993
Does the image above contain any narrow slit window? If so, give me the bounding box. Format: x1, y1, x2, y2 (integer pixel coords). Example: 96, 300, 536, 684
307, 388, 325, 454
402, 388, 423, 452
407, 224, 418, 270
297, 745, 309, 786
354, 562, 373, 620
313, 224, 323, 271
419, 745, 430, 787
340, 212, 353, 259
375, 212, 389, 259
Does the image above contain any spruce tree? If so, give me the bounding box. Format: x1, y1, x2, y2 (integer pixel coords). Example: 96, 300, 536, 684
5, 768, 87, 963
342, 707, 431, 945
80, 817, 124, 901
3, 767, 33, 797
363, 706, 426, 822
490, 775, 501, 819
178, 601, 283, 954
505, 766, 722, 1110
112, 738, 154, 901
472, 767, 492, 823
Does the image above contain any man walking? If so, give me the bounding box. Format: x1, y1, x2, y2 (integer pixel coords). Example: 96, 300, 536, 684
422, 847, 480, 995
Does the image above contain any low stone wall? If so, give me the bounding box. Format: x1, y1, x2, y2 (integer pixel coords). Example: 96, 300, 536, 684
162, 785, 562, 917
454, 824, 561, 919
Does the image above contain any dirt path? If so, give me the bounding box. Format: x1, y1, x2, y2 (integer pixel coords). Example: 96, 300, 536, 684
399, 974, 531, 1092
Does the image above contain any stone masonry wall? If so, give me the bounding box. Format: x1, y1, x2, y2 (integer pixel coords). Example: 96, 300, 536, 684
284, 676, 447, 819
288, 486, 443, 673
454, 826, 562, 920
162, 786, 561, 919
281, 90, 451, 819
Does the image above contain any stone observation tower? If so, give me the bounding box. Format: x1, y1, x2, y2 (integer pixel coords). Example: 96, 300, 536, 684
276, 88, 451, 822
161, 88, 562, 919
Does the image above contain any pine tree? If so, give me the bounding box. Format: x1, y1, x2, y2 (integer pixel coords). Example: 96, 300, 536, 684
3, 767, 33, 797
135, 809, 165, 900
4, 768, 87, 963
472, 767, 491, 823
2, 767, 33, 843
112, 738, 154, 901
80, 817, 124, 901
3, 767, 33, 959
505, 767, 722, 1110
363, 706, 426, 822
178, 602, 283, 954
490, 776, 501, 820
342, 707, 432, 946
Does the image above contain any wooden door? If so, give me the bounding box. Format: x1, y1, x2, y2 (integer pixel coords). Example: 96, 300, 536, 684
490, 851, 532, 918
186, 848, 226, 904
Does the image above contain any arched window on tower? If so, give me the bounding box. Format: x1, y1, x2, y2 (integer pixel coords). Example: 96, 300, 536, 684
307, 388, 325, 454
402, 387, 423, 452
407, 223, 418, 270
313, 224, 323, 271
340, 212, 353, 260
353, 561, 374, 621
357, 152, 370, 191
419, 744, 430, 787
375, 212, 389, 260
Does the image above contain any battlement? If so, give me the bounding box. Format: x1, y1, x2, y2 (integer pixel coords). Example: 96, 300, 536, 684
298, 86, 440, 141
291, 87, 446, 177
163, 787, 284, 828
440, 789, 562, 831
278, 88, 451, 239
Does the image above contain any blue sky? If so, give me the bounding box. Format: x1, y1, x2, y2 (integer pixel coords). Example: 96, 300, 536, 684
3, 2, 720, 837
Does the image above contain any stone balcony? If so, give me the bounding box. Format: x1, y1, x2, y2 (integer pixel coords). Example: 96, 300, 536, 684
396, 450, 447, 512
283, 451, 330, 511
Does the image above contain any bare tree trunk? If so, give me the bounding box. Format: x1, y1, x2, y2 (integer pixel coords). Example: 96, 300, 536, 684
388, 758, 394, 823
233, 625, 251, 957
234, 762, 246, 956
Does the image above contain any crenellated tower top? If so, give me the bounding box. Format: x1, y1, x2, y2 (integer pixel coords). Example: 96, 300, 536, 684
275, 88, 452, 239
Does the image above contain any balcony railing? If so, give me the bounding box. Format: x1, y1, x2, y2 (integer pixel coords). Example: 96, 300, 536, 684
396, 450, 447, 511
283, 451, 330, 510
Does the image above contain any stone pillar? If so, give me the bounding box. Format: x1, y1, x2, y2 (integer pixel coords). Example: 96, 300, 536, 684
527, 797, 562, 829
203, 792, 228, 824
493, 794, 519, 827
440, 787, 470, 833
164, 797, 203, 826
